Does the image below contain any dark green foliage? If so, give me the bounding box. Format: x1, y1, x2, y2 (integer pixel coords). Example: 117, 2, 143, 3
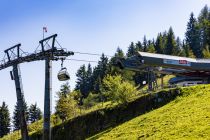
147, 40, 156, 53
133, 71, 147, 87
165, 27, 178, 55
75, 54, 108, 98
184, 5, 210, 58
12, 104, 20, 131
185, 13, 201, 57
108, 47, 124, 75
143, 35, 148, 52
75, 54, 109, 100
92, 54, 109, 93
182, 41, 195, 58
115, 47, 125, 58
198, 5, 210, 55
135, 41, 143, 52
0, 102, 10, 137
155, 33, 165, 54
175, 37, 183, 56
28, 103, 42, 124
127, 42, 136, 57
109, 47, 125, 76
75, 64, 90, 98
58, 82, 71, 97
87, 64, 93, 92
96, 54, 109, 81
12, 101, 29, 131
198, 5, 209, 23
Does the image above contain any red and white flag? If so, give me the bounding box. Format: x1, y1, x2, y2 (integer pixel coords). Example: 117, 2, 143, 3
43, 27, 47, 33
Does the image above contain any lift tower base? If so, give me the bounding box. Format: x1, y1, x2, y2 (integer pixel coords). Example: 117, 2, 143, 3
13, 64, 29, 140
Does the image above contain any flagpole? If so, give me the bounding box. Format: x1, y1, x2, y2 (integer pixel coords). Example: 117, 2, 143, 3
43, 27, 44, 39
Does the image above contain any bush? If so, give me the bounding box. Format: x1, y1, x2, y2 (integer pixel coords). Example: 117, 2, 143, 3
83, 93, 100, 109
55, 92, 79, 122
102, 75, 139, 104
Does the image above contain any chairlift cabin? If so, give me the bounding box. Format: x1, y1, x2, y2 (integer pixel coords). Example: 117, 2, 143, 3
57, 67, 70, 81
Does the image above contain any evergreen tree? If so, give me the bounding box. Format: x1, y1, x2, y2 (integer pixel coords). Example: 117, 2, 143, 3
176, 37, 183, 56
147, 40, 156, 53
114, 47, 125, 58
162, 31, 168, 53
12, 101, 29, 131
75, 65, 89, 98
94, 76, 101, 93
198, 5, 209, 23
86, 63, 93, 92
56, 93, 78, 121
28, 103, 42, 124
178, 41, 185, 57
58, 82, 71, 97
55, 88, 78, 121
185, 13, 201, 57
109, 47, 126, 76
135, 41, 143, 52
143, 35, 148, 52
155, 33, 164, 54
97, 54, 109, 80
92, 54, 109, 93
92, 68, 100, 93
182, 41, 195, 58
0, 102, 10, 137
165, 27, 178, 55
198, 5, 210, 53
127, 42, 136, 57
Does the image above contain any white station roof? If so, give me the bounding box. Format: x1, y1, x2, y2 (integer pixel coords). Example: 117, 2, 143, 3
138, 51, 210, 63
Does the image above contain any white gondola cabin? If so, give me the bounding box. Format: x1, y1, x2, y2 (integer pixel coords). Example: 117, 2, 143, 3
57, 68, 70, 81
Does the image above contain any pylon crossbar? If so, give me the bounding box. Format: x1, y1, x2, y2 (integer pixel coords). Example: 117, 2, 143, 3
0, 34, 74, 71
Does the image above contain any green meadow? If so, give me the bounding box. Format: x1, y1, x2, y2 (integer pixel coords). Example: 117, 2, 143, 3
89, 85, 210, 140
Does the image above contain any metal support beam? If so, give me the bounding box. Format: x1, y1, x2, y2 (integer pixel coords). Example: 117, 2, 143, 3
13, 64, 29, 140
43, 58, 52, 140
4, 44, 21, 62
147, 68, 153, 91
161, 74, 164, 89
39, 34, 57, 52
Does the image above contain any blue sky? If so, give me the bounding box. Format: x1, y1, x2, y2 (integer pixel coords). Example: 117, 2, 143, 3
0, 0, 209, 116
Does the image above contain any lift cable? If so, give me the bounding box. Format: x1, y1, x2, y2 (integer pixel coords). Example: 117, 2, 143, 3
55, 39, 64, 50
35, 43, 41, 53
65, 58, 98, 63
73, 51, 113, 57
54, 39, 113, 58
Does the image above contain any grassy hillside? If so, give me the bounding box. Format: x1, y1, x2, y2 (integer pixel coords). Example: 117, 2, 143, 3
1, 75, 173, 140
89, 85, 210, 139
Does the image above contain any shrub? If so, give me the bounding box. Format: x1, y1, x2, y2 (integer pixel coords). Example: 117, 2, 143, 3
102, 75, 139, 104
55, 92, 79, 122
83, 93, 100, 109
